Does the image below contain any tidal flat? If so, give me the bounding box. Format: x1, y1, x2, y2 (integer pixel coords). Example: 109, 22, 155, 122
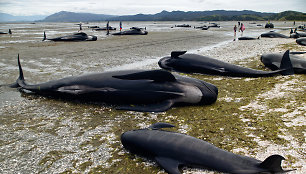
0, 21, 305, 174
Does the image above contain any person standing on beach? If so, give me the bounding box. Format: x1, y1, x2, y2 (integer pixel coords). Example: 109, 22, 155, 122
233, 25, 237, 41
240, 23, 245, 36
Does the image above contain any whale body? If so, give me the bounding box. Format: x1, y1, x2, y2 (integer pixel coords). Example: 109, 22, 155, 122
121, 123, 293, 174
158, 50, 294, 77
260, 31, 288, 38
43, 32, 97, 41
11, 55, 218, 112
296, 37, 306, 46
112, 27, 148, 35
261, 52, 306, 74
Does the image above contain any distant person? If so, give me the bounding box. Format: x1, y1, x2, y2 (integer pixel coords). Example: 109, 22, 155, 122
238, 21, 240, 29
8, 29, 12, 35
233, 25, 237, 41
240, 23, 245, 36
294, 21, 296, 25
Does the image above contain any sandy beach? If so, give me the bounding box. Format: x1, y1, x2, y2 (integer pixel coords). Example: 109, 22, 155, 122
0, 21, 305, 174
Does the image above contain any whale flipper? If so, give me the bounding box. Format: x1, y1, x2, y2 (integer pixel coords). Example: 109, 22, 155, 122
113, 70, 176, 82
117, 100, 174, 112
155, 156, 181, 174
148, 122, 175, 130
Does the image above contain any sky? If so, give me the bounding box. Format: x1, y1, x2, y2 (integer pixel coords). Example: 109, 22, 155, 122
0, 0, 305, 16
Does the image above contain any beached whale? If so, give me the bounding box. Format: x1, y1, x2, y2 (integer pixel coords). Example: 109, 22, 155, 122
265, 23, 274, 28
112, 27, 148, 35
158, 50, 294, 77
208, 23, 220, 28
121, 122, 293, 174
290, 31, 306, 38
261, 52, 306, 74
296, 37, 306, 46
43, 32, 97, 41
11, 55, 218, 112
175, 24, 191, 27
260, 31, 288, 38
238, 36, 259, 40
0, 29, 12, 34
93, 26, 116, 31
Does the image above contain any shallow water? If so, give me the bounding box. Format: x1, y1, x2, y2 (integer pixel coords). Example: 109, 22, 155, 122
0, 21, 304, 174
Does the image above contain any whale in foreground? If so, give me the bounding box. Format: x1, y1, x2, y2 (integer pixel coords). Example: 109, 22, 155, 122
43, 32, 97, 41
158, 50, 294, 77
121, 123, 294, 174
11, 55, 218, 112
261, 52, 306, 74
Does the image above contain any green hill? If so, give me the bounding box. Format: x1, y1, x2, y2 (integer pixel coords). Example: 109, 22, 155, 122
270, 11, 306, 21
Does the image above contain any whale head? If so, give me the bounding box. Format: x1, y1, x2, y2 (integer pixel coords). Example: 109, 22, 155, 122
121, 129, 156, 158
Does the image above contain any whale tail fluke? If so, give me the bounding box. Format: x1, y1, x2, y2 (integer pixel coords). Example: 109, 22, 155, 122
17, 54, 27, 88
10, 54, 27, 88
10, 54, 22, 88
259, 155, 294, 173
279, 50, 294, 75
43, 31, 46, 41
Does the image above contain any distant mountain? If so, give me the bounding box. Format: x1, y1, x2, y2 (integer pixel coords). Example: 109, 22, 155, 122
0, 13, 46, 22
20, 10, 305, 23
108, 10, 275, 21
40, 11, 116, 22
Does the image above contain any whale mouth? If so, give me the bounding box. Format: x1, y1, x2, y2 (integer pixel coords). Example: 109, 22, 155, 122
199, 81, 218, 105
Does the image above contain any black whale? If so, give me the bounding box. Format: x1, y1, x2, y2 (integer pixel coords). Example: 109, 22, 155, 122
112, 27, 148, 35
296, 37, 306, 46
260, 31, 288, 38
158, 50, 294, 77
261, 52, 306, 74
121, 123, 293, 174
11, 55, 218, 112
43, 32, 97, 41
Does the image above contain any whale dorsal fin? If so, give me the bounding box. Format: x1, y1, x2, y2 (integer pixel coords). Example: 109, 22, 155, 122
113, 70, 176, 82
155, 156, 181, 174
171, 51, 187, 58
148, 122, 175, 130
279, 50, 294, 75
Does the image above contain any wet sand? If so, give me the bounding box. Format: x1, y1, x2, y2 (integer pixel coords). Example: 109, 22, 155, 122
0, 21, 305, 174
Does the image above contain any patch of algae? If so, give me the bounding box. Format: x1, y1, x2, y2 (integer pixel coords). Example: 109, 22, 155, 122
275, 42, 304, 52
89, 55, 305, 173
